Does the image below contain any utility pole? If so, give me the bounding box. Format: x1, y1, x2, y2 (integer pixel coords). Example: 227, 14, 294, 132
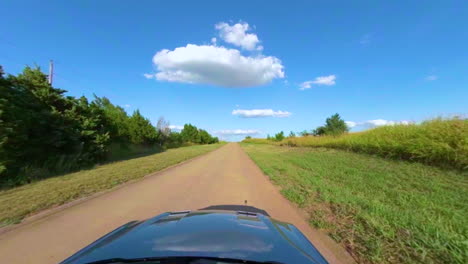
48, 60, 54, 85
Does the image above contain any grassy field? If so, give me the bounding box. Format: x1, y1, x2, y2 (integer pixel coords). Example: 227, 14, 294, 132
241, 143, 468, 264
0, 143, 224, 226
244, 118, 468, 170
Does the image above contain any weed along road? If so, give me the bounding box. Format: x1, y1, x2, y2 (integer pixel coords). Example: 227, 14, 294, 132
0, 143, 354, 264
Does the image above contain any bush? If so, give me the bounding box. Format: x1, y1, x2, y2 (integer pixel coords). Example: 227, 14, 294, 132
274, 131, 285, 141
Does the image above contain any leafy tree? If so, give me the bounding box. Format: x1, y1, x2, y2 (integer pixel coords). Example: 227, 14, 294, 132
324, 113, 349, 136
266, 134, 272, 140
245, 136, 252, 140
313, 113, 349, 136
180, 124, 199, 143
128, 110, 158, 145
299, 130, 310, 136
288, 131, 296, 138
312, 126, 326, 136
274, 131, 285, 141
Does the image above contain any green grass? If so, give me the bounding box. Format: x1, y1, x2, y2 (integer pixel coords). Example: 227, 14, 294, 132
244, 118, 468, 170
0, 143, 224, 226
241, 143, 468, 264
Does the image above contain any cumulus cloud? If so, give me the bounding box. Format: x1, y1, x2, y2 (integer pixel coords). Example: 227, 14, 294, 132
425, 75, 438, 81
150, 44, 284, 87
215, 22, 261, 51
215, 129, 261, 135
232, 109, 291, 118
123, 104, 131, 108
299, 75, 336, 90
169, 125, 184, 131
346, 119, 412, 128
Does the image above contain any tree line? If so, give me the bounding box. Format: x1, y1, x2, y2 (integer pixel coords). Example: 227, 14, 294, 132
0, 66, 218, 186
261, 113, 349, 141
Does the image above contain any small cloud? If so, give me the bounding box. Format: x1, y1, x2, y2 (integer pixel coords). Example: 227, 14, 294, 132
123, 104, 131, 108
143, 73, 154, 79
232, 109, 291, 118
169, 125, 184, 131
346, 119, 413, 128
211, 37, 217, 44
360, 34, 371, 45
215, 22, 261, 51
299, 75, 336, 90
215, 129, 261, 136
345, 121, 357, 128
425, 75, 438, 81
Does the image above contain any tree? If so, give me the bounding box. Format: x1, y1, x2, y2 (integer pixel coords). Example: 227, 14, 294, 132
324, 113, 349, 136
274, 131, 285, 141
299, 130, 310, 137
0, 65, 218, 186
313, 113, 349, 136
312, 126, 326, 136
180, 124, 199, 143
288, 131, 296, 138
245, 136, 252, 140
128, 110, 158, 145
156, 117, 171, 146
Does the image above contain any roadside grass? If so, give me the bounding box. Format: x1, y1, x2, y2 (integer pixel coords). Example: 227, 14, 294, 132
241, 143, 468, 264
244, 118, 468, 170
0, 143, 224, 227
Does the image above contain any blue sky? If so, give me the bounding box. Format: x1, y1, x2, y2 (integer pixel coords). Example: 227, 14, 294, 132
2, 0, 467, 141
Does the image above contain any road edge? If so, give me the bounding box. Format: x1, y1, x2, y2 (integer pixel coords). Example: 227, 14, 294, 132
237, 142, 356, 264
0, 143, 227, 236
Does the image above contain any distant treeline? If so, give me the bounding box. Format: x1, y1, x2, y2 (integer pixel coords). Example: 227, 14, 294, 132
0, 66, 218, 186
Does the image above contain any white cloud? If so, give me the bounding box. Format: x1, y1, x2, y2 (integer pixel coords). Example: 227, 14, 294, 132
232, 109, 291, 118
211, 37, 217, 44
123, 104, 131, 108
151, 44, 284, 87
215, 129, 261, 135
215, 22, 260, 51
425, 75, 438, 81
345, 121, 357, 128
346, 119, 412, 128
169, 125, 184, 131
299, 75, 336, 90
143, 73, 154, 79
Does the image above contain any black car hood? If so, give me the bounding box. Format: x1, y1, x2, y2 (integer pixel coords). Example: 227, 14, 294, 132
61, 210, 328, 264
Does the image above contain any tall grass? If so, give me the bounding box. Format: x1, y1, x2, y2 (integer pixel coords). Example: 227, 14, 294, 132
244, 118, 468, 169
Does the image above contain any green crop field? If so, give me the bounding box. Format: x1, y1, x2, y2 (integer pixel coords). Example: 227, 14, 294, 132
241, 143, 468, 264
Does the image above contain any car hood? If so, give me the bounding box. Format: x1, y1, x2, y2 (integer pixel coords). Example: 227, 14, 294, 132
61, 210, 328, 264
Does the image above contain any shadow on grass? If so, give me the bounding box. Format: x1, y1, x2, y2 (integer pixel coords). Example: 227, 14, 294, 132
0, 146, 166, 191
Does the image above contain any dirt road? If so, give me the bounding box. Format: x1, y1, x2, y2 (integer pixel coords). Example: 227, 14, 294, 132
0, 143, 354, 264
